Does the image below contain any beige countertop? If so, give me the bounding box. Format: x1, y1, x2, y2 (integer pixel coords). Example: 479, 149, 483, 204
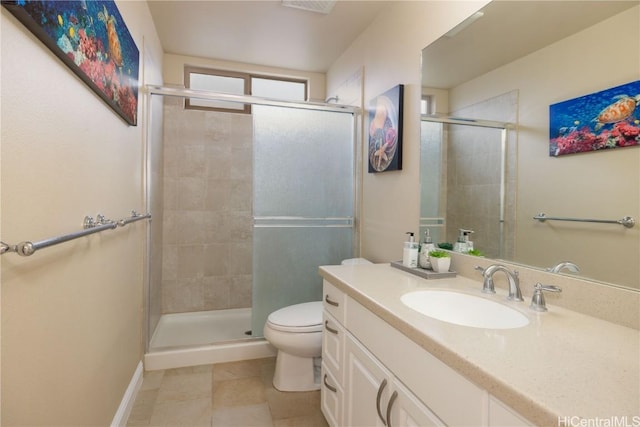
319, 263, 640, 426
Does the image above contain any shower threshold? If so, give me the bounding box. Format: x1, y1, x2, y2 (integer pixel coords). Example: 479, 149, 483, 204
145, 308, 276, 370
149, 308, 253, 349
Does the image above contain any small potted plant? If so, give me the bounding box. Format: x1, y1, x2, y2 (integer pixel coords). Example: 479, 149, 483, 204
428, 250, 451, 273
467, 249, 484, 257
437, 242, 453, 251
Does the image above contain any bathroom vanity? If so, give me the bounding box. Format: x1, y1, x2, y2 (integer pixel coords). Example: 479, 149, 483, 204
319, 263, 640, 426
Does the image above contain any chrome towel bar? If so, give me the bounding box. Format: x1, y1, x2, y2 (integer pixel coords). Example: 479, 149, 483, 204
0, 211, 151, 257
533, 213, 635, 228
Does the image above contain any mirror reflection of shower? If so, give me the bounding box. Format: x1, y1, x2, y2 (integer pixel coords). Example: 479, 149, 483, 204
420, 115, 516, 260
145, 87, 357, 356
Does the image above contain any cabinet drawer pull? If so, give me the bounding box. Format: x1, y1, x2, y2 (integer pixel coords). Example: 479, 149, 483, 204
323, 374, 337, 393
386, 390, 398, 427
324, 320, 339, 335
325, 294, 339, 307
376, 378, 388, 425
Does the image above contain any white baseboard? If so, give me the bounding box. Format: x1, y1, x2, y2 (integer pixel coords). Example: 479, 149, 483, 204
111, 361, 144, 427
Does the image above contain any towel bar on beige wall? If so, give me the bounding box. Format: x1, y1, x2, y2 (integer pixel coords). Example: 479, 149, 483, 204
533, 213, 635, 228
0, 210, 151, 257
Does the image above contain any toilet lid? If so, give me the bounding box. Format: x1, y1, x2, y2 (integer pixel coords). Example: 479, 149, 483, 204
267, 301, 323, 332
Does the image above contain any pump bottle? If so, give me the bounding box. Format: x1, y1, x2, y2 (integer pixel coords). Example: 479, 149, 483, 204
453, 229, 474, 253
403, 232, 419, 268
418, 229, 436, 269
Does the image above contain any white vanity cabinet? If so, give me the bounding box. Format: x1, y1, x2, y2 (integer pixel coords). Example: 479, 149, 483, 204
322, 280, 441, 427
321, 279, 533, 427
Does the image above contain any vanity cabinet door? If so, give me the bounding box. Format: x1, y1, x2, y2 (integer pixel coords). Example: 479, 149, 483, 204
489, 396, 533, 426
344, 333, 391, 427
345, 333, 443, 427
390, 379, 445, 427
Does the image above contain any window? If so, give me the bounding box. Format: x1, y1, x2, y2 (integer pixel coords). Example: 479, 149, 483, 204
421, 95, 434, 115
185, 66, 308, 113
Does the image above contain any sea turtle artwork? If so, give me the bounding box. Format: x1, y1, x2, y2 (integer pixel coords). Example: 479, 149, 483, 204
97, 4, 123, 68
593, 94, 640, 131
549, 80, 640, 156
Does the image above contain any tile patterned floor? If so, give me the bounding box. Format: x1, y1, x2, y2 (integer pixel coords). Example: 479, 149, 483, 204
127, 357, 329, 427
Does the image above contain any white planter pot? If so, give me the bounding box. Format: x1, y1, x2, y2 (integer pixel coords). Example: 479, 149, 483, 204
431, 257, 451, 273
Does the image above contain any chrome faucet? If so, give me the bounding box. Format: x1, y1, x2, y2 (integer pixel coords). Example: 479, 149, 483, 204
547, 261, 580, 274
477, 264, 523, 301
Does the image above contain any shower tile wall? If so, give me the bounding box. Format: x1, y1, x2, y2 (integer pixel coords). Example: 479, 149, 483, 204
161, 98, 253, 314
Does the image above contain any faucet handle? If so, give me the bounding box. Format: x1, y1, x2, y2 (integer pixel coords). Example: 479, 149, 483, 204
475, 266, 495, 294
529, 282, 562, 312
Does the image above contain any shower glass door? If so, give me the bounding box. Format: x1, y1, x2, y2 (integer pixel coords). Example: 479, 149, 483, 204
251, 105, 355, 336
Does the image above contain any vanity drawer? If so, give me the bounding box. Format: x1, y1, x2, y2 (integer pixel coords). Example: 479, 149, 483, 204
322, 280, 346, 323
322, 311, 344, 385
321, 362, 343, 427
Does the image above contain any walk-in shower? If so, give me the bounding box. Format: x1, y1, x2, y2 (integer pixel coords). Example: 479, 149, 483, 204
143, 86, 359, 369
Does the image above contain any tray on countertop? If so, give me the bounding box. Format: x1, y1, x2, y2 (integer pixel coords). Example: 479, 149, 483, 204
390, 261, 457, 279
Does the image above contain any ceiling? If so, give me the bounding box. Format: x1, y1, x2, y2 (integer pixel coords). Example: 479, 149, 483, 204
422, 1, 638, 89
146, 0, 392, 73
147, 1, 637, 83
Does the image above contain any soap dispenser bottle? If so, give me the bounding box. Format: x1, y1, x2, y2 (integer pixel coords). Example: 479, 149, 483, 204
403, 232, 419, 268
453, 229, 474, 253
418, 229, 436, 269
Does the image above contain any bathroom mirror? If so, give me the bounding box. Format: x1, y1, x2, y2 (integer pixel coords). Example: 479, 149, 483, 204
420, 1, 640, 289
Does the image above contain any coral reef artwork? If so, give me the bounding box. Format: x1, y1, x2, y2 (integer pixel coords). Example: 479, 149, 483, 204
2, 0, 139, 125
549, 80, 640, 156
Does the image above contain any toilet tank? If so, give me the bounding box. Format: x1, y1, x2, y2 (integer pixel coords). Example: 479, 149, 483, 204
341, 258, 371, 265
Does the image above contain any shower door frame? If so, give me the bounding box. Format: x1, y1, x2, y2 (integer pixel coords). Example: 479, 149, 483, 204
143, 85, 362, 352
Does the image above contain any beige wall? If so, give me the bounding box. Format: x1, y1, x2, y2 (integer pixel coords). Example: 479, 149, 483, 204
449, 6, 640, 288
0, 1, 164, 425
326, 1, 490, 262
163, 53, 327, 102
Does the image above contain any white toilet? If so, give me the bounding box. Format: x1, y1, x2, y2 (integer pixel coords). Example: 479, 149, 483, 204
263, 258, 371, 392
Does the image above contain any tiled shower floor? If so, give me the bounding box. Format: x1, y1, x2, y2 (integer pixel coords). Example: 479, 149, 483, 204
127, 357, 328, 427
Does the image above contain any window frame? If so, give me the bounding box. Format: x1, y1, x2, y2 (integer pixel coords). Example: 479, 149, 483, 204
184, 66, 308, 114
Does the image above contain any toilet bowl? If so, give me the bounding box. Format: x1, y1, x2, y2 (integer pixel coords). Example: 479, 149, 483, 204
263, 258, 371, 392
263, 301, 323, 391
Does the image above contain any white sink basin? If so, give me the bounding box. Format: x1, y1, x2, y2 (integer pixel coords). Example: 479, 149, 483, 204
401, 290, 529, 329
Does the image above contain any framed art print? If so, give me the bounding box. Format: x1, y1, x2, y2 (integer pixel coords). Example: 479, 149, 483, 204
549, 80, 639, 156
368, 84, 404, 172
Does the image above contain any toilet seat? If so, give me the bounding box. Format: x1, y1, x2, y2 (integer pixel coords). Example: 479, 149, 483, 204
266, 301, 323, 333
